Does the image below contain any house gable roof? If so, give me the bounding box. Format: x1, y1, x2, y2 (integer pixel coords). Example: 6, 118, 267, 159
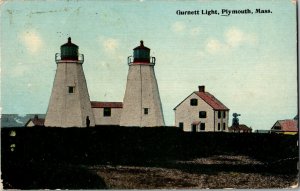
174, 91, 229, 111
272, 119, 298, 132
194, 91, 229, 111
25, 118, 45, 127
229, 124, 252, 131
173, 92, 194, 110
91, 101, 123, 108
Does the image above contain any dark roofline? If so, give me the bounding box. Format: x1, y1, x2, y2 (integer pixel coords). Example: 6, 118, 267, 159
133, 40, 150, 50
91, 101, 123, 108
24, 118, 45, 127
24, 118, 32, 127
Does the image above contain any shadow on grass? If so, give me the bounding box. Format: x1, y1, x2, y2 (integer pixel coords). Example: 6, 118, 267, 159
2, 161, 107, 189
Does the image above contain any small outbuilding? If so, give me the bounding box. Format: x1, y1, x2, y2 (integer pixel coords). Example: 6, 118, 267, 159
228, 124, 252, 133
25, 115, 45, 127
174, 86, 229, 132
91, 101, 123, 125
271, 119, 298, 135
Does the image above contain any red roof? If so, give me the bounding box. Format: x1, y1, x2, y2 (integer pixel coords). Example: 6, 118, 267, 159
273, 120, 298, 132
229, 124, 252, 131
194, 91, 229, 111
91, 101, 123, 108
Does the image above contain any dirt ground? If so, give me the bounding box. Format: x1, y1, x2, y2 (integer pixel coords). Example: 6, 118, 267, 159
87, 155, 299, 189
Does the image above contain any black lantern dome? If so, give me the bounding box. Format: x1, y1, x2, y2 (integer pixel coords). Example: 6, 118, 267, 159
60, 37, 78, 60
133, 40, 150, 63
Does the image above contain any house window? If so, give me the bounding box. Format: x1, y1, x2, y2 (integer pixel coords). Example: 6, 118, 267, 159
190, 99, 198, 106
218, 123, 220, 131
223, 111, 226, 118
223, 123, 226, 130
199, 111, 207, 118
179, 122, 184, 130
103, 108, 111, 117
68, 86, 74, 93
200, 123, 205, 131
218, 111, 221, 118
144, 108, 149, 115
192, 124, 197, 132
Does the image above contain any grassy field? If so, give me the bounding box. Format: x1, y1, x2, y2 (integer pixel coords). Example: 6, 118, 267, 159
1, 127, 298, 189
86, 155, 298, 189
3, 154, 298, 189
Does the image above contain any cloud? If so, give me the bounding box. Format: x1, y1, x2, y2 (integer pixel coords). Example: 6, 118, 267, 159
225, 27, 257, 47
205, 27, 257, 54
190, 27, 201, 36
102, 38, 119, 52
206, 39, 225, 54
19, 30, 43, 54
171, 21, 186, 33
225, 27, 244, 47
11, 62, 30, 77
171, 22, 202, 37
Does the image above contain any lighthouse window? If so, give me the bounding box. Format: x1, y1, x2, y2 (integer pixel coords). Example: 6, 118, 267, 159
68, 86, 74, 93
103, 108, 111, 117
190, 99, 198, 106
144, 108, 149, 115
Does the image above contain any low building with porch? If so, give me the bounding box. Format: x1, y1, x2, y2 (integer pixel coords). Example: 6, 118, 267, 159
174, 86, 229, 132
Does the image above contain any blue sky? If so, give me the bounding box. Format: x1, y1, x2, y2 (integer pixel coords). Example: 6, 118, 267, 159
1, 0, 298, 130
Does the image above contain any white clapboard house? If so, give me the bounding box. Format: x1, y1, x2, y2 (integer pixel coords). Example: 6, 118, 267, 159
174, 86, 229, 132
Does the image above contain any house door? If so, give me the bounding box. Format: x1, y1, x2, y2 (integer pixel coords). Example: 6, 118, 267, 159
192, 124, 197, 132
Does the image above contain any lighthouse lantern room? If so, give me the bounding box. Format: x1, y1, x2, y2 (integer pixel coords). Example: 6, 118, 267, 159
120, 41, 165, 127
45, 38, 95, 127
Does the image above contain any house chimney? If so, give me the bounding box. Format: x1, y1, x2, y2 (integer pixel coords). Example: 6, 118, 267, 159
198, 86, 205, 92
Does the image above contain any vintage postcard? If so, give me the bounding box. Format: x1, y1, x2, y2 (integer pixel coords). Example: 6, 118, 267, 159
0, 0, 299, 189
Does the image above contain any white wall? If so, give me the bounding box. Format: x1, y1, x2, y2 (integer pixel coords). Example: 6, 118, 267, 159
93, 108, 122, 125
175, 93, 229, 132
120, 64, 165, 127
214, 110, 229, 132
45, 61, 95, 127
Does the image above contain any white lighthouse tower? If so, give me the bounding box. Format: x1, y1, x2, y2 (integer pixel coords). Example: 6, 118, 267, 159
45, 37, 95, 127
120, 41, 165, 127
